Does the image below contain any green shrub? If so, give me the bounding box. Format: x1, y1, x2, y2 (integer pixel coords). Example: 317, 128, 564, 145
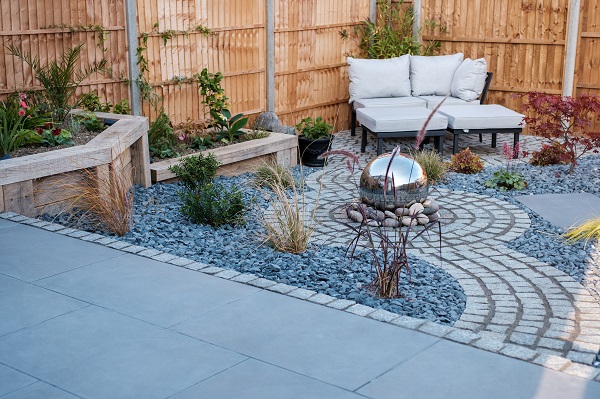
347, 1, 443, 59
169, 153, 219, 192
148, 109, 178, 158
169, 153, 247, 227
113, 99, 131, 115
530, 143, 569, 166
179, 182, 246, 227
412, 149, 448, 183
0, 97, 44, 157
80, 93, 112, 112
451, 148, 484, 174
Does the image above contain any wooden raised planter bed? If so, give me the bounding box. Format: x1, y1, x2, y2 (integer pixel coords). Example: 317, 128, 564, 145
0, 112, 150, 217
150, 132, 298, 183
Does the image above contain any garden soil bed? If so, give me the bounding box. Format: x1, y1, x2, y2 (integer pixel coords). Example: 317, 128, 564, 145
150, 132, 298, 182
0, 112, 150, 217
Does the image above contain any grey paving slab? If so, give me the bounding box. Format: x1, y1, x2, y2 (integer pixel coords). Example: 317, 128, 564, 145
358, 340, 600, 399
173, 289, 438, 391
170, 358, 365, 399
0, 274, 87, 337
0, 306, 246, 399
1, 381, 81, 399
0, 363, 37, 396
37, 253, 261, 328
0, 219, 17, 230
515, 192, 600, 228
0, 224, 123, 282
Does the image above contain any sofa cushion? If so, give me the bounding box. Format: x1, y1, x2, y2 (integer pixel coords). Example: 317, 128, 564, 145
356, 107, 448, 132
417, 95, 480, 109
353, 96, 426, 110
451, 58, 488, 101
410, 53, 464, 96
348, 55, 411, 103
437, 105, 524, 130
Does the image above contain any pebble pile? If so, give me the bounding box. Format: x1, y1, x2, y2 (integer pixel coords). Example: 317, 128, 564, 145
346, 198, 440, 227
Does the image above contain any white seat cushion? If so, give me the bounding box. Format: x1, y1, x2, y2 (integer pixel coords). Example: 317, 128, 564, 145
348, 55, 411, 103
418, 95, 480, 109
437, 105, 525, 130
451, 58, 488, 101
356, 107, 448, 132
353, 97, 426, 110
410, 53, 464, 96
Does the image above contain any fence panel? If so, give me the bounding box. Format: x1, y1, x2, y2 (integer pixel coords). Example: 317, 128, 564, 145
136, 0, 266, 124
0, 0, 129, 107
274, 0, 370, 131
575, 0, 600, 130
422, 0, 569, 115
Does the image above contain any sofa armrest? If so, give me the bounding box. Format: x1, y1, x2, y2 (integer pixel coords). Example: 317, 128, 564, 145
480, 72, 493, 104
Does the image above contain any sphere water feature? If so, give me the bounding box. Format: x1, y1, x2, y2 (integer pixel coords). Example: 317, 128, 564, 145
359, 153, 429, 211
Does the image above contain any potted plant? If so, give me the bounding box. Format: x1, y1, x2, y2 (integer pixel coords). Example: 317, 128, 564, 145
296, 116, 333, 167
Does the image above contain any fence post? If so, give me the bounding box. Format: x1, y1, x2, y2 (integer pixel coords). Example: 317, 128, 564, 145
124, 0, 142, 116
413, 0, 422, 44
369, 0, 377, 21
563, 0, 581, 97
266, 0, 275, 112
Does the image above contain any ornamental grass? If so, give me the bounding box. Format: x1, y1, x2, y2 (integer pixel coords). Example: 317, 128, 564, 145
258, 162, 318, 254
564, 217, 600, 246
41, 157, 134, 236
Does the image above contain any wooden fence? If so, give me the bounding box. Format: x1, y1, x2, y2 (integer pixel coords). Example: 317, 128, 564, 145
1, 0, 598, 132
0, 0, 129, 107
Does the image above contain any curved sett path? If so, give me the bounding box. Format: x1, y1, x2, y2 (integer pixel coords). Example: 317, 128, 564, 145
302, 131, 600, 365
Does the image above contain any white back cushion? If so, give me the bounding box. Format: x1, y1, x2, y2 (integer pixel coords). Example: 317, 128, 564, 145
347, 55, 411, 102
451, 58, 488, 101
410, 53, 464, 96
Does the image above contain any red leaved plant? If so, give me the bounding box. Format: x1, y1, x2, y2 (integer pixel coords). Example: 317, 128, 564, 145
520, 92, 600, 174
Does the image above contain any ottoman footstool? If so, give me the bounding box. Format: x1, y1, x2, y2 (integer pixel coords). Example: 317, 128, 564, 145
356, 107, 448, 155
437, 104, 525, 155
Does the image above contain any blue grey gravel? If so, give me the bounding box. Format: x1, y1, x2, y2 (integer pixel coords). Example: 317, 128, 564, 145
44, 167, 466, 325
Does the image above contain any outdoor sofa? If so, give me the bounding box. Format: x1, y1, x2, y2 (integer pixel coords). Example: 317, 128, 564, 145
348, 53, 524, 155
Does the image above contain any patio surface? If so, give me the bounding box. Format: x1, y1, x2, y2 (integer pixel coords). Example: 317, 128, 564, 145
1, 218, 600, 398
1, 130, 600, 397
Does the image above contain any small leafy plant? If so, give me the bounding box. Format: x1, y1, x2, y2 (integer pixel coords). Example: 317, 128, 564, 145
212, 109, 249, 143
520, 91, 600, 174
113, 99, 131, 115
484, 143, 527, 191
295, 116, 333, 140
38, 127, 73, 147
169, 153, 247, 227
530, 142, 569, 166
74, 112, 105, 132
190, 136, 214, 150
148, 109, 178, 159
80, 92, 112, 112
0, 96, 44, 157
450, 147, 484, 174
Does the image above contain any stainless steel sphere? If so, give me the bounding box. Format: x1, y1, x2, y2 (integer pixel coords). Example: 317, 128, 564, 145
359, 153, 429, 210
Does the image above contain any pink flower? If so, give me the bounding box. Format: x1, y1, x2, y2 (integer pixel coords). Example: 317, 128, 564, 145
19, 93, 27, 100
178, 132, 186, 141
20, 101, 27, 109
18, 109, 25, 116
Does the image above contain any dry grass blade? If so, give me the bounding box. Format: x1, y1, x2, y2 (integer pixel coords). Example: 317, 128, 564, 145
415, 95, 448, 149
40, 159, 134, 236
564, 217, 600, 246
259, 162, 317, 254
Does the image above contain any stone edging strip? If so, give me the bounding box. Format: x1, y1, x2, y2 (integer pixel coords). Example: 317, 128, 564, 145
2, 211, 599, 383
